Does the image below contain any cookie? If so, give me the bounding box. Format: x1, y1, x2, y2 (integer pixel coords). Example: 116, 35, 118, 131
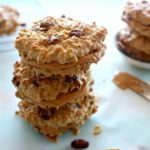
13, 16, 107, 142
117, 28, 150, 62
0, 5, 19, 35
15, 16, 107, 76
16, 93, 98, 142
12, 61, 93, 108
122, 0, 150, 38
117, 28, 150, 55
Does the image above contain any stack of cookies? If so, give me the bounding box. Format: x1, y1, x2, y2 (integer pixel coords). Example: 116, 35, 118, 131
0, 5, 19, 35
12, 16, 107, 142
117, 0, 150, 62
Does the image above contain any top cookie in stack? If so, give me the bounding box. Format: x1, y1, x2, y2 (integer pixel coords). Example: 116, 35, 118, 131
13, 16, 107, 142
117, 0, 150, 62
15, 16, 106, 76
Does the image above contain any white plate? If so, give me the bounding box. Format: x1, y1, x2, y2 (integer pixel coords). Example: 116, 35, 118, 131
119, 52, 150, 70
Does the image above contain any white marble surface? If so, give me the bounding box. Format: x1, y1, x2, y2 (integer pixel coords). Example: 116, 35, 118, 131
0, 1, 150, 150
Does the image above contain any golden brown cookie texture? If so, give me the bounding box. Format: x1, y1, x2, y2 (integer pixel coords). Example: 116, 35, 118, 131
15, 16, 106, 76
122, 0, 150, 38
13, 62, 94, 109
118, 0, 150, 62
117, 28, 150, 62
16, 93, 98, 142
0, 5, 19, 35
13, 16, 107, 142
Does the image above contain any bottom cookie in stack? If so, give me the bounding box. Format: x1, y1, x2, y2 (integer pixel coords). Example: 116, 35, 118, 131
117, 28, 150, 62
16, 93, 98, 142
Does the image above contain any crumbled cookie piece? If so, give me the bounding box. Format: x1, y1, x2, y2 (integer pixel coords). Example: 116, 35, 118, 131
93, 125, 102, 135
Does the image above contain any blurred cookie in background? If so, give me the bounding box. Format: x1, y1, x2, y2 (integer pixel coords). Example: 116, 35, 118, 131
117, 27, 150, 62
115, 0, 150, 69
122, 0, 150, 38
0, 5, 19, 35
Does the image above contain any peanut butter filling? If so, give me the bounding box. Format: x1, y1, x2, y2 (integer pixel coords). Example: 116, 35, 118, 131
22, 49, 103, 69
24, 80, 86, 108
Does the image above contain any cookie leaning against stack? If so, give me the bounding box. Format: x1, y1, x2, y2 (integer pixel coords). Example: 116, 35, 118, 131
13, 16, 107, 142
0, 5, 19, 35
117, 0, 150, 62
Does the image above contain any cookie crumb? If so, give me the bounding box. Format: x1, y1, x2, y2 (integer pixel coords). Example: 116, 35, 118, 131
93, 125, 102, 135
72, 128, 80, 135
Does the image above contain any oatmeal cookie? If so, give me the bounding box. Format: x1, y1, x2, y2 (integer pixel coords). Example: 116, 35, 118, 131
117, 28, 150, 55
0, 5, 19, 35
16, 93, 98, 142
122, 0, 150, 38
13, 61, 94, 108
15, 16, 106, 75
117, 28, 150, 62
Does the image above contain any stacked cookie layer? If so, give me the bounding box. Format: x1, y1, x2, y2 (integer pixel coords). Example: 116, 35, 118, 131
13, 16, 107, 142
117, 0, 150, 62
